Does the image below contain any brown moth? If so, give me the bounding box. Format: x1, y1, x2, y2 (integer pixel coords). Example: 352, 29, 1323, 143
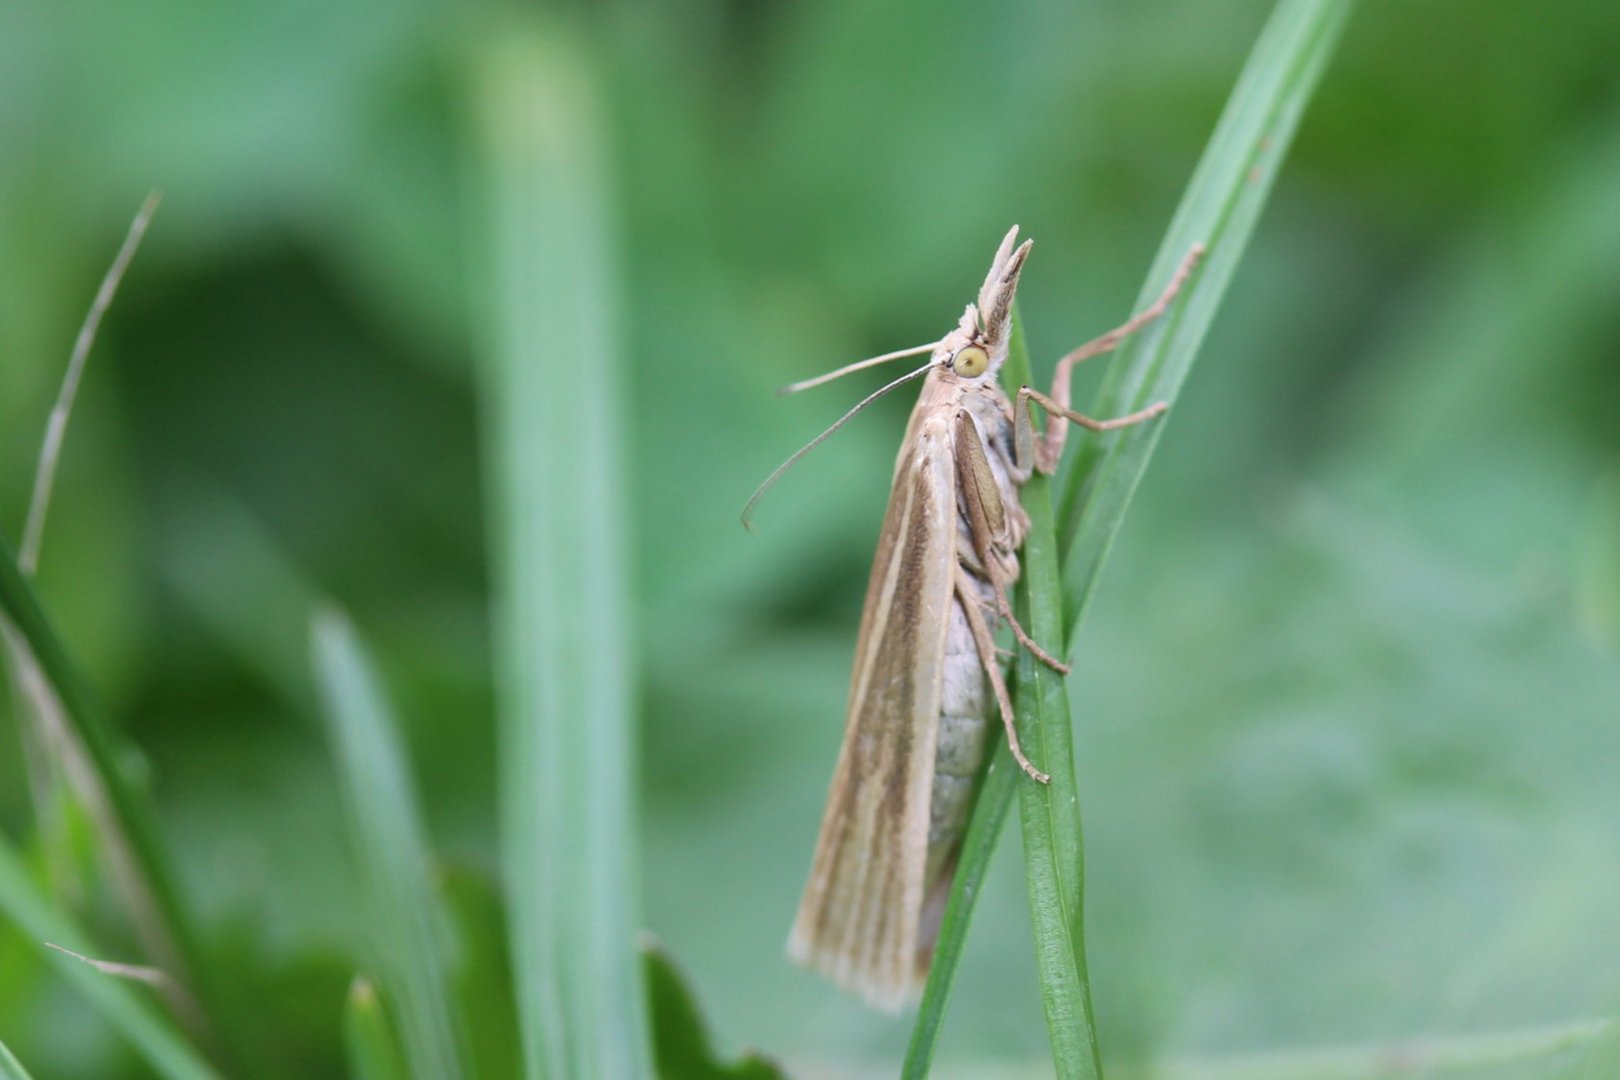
752, 227, 1202, 1011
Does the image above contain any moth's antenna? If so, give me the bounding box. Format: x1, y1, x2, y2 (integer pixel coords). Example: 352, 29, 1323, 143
779, 341, 938, 395
742, 360, 933, 530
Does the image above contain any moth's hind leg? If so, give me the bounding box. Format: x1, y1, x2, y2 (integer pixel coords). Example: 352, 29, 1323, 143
955, 565, 1049, 784
987, 571, 1067, 675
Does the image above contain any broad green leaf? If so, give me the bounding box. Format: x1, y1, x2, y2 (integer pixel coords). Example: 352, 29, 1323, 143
465, 15, 651, 1079
643, 940, 784, 1080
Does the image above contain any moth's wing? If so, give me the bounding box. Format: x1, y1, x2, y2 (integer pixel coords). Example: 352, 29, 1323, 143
787, 412, 957, 1012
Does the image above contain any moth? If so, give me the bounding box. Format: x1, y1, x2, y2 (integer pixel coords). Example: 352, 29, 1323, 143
749, 227, 1202, 1011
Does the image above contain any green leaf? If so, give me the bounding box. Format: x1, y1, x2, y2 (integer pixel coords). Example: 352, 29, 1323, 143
0, 534, 209, 1020
438, 867, 524, 1080
311, 609, 473, 1080
1008, 317, 1103, 1080
1058, 0, 1357, 633
344, 976, 412, 1080
642, 939, 784, 1080
0, 838, 219, 1080
0, 1036, 36, 1080
465, 15, 651, 1079
907, 317, 1104, 1079
901, 752, 1019, 1079
1129, 1018, 1617, 1079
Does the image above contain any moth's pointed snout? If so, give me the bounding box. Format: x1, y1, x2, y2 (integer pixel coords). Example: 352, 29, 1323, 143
978, 226, 1021, 313
977, 232, 1033, 346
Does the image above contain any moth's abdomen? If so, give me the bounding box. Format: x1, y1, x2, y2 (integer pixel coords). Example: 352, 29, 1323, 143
925, 588, 992, 890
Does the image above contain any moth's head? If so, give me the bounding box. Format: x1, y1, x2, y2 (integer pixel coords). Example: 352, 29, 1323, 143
935, 225, 1032, 384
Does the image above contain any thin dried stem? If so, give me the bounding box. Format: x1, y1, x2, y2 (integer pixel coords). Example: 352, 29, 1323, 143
20, 191, 161, 576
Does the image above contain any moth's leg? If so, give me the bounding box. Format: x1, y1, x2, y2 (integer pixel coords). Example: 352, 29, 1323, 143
990, 568, 1068, 674
1015, 388, 1167, 474
1013, 244, 1204, 475
955, 565, 1049, 785
955, 415, 1068, 674
964, 528, 1069, 674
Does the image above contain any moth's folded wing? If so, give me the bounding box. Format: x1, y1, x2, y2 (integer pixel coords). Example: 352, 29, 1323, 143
787, 416, 957, 1012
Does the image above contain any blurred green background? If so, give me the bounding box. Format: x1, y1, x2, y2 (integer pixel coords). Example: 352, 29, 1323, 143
4, 1, 1620, 1076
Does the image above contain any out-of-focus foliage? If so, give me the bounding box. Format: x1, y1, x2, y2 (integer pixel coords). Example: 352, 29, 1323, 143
1, 1, 1618, 1076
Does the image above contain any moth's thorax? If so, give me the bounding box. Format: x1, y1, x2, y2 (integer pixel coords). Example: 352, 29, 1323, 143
911, 366, 1012, 419
931, 365, 999, 391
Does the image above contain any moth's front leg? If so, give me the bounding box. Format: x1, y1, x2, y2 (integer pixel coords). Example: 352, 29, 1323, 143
1013, 243, 1204, 476
954, 416, 1068, 676
1014, 388, 1167, 476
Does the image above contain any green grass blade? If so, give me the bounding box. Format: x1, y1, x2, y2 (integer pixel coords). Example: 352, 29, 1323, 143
158, 482, 325, 703
10, 191, 160, 929
905, 2, 1354, 1072
345, 976, 412, 1080
438, 868, 524, 1080
0, 535, 206, 1011
0, 838, 219, 1080
311, 609, 474, 1080
905, 315, 1102, 1077
1058, 0, 1356, 632
19, 192, 160, 576
0, 1037, 37, 1080
466, 17, 651, 1079
1008, 318, 1102, 1079
901, 751, 1018, 1078
1132, 1018, 1617, 1079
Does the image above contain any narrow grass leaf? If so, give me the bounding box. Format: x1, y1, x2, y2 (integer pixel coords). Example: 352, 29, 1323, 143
438, 868, 524, 1080
465, 16, 651, 1079
11, 194, 158, 926
906, 316, 1102, 1078
1058, 0, 1357, 633
0, 838, 219, 1080
20, 192, 160, 574
159, 481, 326, 704
345, 976, 412, 1080
0, 1037, 36, 1080
905, 2, 1354, 1072
1131, 1018, 1616, 1079
1007, 317, 1101, 1079
901, 750, 1017, 1078
0, 536, 206, 1017
0, 191, 218, 1037
311, 609, 473, 1080
1002, 317, 1085, 937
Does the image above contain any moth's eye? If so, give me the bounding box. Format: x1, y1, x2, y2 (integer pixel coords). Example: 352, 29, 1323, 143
952, 345, 989, 377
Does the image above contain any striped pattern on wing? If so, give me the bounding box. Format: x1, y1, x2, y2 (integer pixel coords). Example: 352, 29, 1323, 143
787, 413, 957, 1011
